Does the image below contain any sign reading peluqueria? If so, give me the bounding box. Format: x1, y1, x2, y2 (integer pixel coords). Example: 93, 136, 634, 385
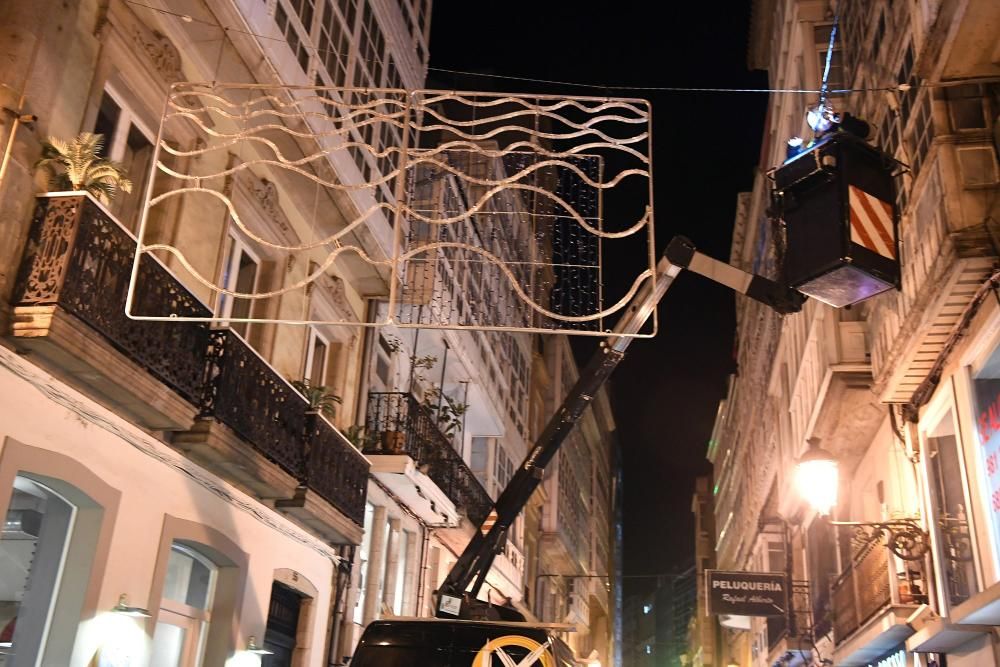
705, 570, 788, 617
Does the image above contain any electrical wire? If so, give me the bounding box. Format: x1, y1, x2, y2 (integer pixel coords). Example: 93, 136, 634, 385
122, 0, 1000, 97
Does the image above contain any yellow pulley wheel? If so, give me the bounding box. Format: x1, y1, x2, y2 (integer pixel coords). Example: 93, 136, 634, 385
472, 634, 556, 667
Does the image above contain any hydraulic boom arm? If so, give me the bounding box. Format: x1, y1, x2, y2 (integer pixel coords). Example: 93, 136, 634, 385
435, 236, 804, 619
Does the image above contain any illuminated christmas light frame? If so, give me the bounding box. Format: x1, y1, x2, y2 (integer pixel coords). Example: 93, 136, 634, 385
125, 82, 656, 337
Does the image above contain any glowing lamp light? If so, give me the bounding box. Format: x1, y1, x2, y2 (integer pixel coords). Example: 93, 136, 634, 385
795, 438, 838, 515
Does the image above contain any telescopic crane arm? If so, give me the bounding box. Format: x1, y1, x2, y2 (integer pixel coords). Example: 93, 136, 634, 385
435, 236, 805, 619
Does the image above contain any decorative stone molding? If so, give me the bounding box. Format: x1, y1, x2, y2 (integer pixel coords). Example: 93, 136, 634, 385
317, 273, 351, 316
133, 28, 183, 83
249, 176, 294, 236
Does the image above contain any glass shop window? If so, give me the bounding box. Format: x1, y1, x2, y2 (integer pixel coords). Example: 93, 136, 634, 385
150, 543, 218, 667
971, 345, 1000, 580
0, 476, 76, 664
926, 408, 980, 606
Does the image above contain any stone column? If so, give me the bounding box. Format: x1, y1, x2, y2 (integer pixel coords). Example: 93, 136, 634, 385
362, 505, 388, 625
382, 517, 402, 614
402, 527, 420, 615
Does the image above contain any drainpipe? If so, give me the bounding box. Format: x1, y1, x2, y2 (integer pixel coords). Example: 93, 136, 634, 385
0, 3, 42, 197
415, 524, 431, 615
355, 299, 378, 426
326, 545, 354, 667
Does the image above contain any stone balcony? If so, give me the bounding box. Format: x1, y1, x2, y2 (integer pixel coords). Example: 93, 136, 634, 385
363, 391, 492, 527
831, 540, 926, 665
11, 193, 210, 430
9, 193, 368, 543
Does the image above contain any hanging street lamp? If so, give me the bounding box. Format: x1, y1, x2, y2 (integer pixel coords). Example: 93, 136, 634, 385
794, 438, 929, 561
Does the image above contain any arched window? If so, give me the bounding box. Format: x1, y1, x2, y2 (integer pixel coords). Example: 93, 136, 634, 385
150, 543, 218, 667
0, 476, 76, 661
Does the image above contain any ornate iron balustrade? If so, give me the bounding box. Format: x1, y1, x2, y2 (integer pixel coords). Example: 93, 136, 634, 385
202, 329, 369, 525
831, 538, 927, 641
12, 195, 369, 526
306, 413, 369, 526
13, 194, 211, 404
365, 391, 492, 525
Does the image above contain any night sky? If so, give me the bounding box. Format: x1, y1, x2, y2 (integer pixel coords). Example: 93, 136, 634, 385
429, 2, 768, 592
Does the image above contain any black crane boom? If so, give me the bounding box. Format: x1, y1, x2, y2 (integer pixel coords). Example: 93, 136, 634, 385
435, 237, 804, 620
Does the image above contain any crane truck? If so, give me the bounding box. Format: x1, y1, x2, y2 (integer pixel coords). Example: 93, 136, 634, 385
346, 129, 899, 666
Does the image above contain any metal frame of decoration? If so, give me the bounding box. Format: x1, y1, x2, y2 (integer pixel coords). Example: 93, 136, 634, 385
832, 518, 930, 561
125, 82, 656, 337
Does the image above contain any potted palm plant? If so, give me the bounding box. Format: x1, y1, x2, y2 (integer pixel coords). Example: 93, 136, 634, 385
35, 132, 133, 202
291, 378, 342, 418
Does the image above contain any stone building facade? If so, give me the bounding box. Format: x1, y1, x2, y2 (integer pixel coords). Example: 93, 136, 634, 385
698, 1, 1000, 666
0, 0, 615, 665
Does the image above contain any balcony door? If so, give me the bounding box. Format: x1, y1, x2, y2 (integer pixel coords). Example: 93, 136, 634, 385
217, 231, 260, 340
150, 543, 218, 667
924, 403, 981, 609
92, 82, 154, 230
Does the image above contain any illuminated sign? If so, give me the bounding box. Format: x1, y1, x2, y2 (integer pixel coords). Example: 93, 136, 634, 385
974, 371, 1000, 557
705, 570, 787, 617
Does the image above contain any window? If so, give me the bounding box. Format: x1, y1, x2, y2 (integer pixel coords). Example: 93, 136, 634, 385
92, 85, 154, 229
0, 476, 75, 662
151, 543, 217, 667
274, 0, 311, 73
926, 408, 980, 607
814, 25, 844, 93
317, 0, 351, 87
217, 231, 260, 339
957, 146, 999, 188
354, 503, 374, 624
470, 437, 489, 489
947, 84, 989, 131
304, 327, 330, 385
492, 444, 514, 496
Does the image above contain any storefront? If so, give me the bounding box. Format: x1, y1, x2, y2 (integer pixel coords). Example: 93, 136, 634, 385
0, 347, 339, 666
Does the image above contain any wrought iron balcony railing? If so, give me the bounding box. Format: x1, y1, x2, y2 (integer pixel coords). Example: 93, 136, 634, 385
13, 194, 211, 404
831, 539, 927, 642
202, 330, 368, 525
365, 391, 492, 525
12, 194, 369, 527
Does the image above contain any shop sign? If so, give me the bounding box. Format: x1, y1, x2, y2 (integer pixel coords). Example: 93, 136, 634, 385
705, 570, 787, 617
974, 373, 1000, 555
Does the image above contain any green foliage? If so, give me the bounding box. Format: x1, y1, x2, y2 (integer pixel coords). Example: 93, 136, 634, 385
291, 378, 342, 418
343, 424, 375, 450
35, 133, 133, 203
424, 386, 469, 437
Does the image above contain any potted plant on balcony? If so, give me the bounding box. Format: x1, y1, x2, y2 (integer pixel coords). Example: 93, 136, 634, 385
424, 386, 468, 439
35, 133, 133, 203
291, 378, 342, 418
343, 424, 378, 451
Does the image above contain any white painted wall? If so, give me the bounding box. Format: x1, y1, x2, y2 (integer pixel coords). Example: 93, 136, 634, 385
0, 347, 336, 666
